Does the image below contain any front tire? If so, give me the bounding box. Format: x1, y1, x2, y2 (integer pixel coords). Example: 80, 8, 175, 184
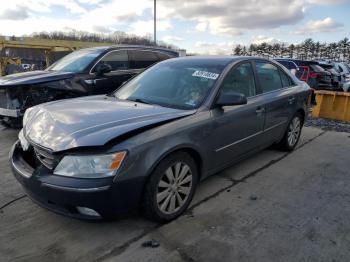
142, 151, 198, 222
279, 112, 303, 151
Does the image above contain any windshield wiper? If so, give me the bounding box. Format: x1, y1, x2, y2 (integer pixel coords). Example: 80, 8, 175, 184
128, 98, 152, 105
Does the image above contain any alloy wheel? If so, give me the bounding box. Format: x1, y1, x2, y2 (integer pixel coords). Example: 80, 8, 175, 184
287, 117, 301, 147
156, 162, 193, 214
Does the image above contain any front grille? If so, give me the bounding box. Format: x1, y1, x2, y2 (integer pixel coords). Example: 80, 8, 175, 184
34, 146, 55, 170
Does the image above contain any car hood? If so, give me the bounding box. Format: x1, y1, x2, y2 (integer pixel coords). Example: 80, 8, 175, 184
24, 95, 196, 152
0, 70, 74, 86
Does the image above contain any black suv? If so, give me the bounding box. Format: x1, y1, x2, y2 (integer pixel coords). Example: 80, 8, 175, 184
0, 45, 178, 126
275, 59, 332, 90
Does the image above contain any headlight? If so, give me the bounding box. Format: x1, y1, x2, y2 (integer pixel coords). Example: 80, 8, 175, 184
22, 107, 34, 127
53, 151, 127, 178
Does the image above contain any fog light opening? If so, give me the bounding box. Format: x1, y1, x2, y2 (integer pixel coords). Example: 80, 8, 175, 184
76, 207, 100, 217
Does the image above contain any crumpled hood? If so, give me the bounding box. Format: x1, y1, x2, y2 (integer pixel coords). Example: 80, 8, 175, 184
24, 95, 196, 152
0, 70, 74, 86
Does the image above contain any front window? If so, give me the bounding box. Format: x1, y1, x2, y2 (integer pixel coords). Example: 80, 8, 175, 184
46, 49, 102, 73
220, 63, 256, 97
114, 61, 225, 110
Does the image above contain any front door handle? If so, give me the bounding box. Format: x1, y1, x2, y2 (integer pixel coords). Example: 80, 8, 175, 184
256, 107, 265, 115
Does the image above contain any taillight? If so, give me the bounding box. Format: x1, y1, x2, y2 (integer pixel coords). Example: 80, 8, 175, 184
309, 72, 319, 78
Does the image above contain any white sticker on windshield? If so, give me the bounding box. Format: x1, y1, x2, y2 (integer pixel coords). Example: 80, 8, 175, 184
192, 70, 219, 80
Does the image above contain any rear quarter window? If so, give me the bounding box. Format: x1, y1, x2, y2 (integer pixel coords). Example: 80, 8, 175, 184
279, 70, 294, 87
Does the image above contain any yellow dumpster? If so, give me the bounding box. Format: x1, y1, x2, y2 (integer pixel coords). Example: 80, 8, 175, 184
312, 90, 350, 122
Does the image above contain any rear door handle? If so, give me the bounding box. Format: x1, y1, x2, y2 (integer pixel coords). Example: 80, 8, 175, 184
288, 97, 296, 104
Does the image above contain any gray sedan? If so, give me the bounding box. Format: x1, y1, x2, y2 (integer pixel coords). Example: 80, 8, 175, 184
10, 56, 310, 222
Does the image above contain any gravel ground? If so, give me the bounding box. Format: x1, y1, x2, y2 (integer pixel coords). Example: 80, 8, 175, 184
305, 116, 350, 133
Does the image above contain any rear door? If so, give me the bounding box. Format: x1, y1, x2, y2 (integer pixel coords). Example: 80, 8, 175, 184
210, 62, 266, 168
91, 50, 133, 94
254, 61, 298, 146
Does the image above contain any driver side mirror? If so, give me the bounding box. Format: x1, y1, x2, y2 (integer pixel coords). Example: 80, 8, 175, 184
216, 92, 247, 107
96, 63, 112, 75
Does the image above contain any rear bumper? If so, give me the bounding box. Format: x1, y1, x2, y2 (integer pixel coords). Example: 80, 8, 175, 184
0, 107, 21, 117
10, 141, 145, 220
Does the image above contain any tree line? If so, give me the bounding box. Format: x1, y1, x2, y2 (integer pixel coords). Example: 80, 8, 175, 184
31, 30, 178, 50
233, 38, 350, 62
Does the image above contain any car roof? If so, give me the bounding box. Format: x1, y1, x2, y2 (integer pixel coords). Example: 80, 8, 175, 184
275, 58, 319, 65
81, 45, 179, 56
163, 55, 270, 66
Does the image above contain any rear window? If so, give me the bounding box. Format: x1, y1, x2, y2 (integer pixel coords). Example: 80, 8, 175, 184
129, 50, 159, 69
256, 62, 283, 92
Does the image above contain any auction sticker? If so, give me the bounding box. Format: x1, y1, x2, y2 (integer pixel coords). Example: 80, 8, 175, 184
192, 71, 219, 80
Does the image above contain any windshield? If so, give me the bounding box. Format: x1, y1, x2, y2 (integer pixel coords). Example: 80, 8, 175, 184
114, 60, 225, 110
46, 49, 102, 73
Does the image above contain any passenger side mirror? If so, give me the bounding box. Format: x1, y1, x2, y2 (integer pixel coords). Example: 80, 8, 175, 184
96, 63, 112, 75
216, 92, 247, 107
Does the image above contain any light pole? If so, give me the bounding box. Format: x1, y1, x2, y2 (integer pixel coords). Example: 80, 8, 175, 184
154, 0, 156, 45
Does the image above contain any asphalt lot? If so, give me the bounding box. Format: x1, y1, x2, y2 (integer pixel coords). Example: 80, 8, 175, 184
1, 125, 350, 262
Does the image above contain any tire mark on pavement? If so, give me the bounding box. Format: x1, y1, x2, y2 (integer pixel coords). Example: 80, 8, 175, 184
0, 195, 27, 212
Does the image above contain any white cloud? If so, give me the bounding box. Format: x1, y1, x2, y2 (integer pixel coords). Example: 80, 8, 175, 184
8, 0, 87, 14
195, 22, 208, 32
0, 6, 29, 20
307, 0, 349, 4
0, 0, 347, 41
293, 17, 343, 34
129, 20, 172, 36
193, 41, 235, 55
162, 36, 184, 43
251, 35, 286, 45
157, 0, 306, 36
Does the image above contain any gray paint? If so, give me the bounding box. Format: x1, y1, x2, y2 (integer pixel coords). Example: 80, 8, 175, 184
22, 56, 310, 184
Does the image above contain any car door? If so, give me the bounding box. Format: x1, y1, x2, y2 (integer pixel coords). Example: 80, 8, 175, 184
91, 50, 134, 94
210, 62, 266, 169
254, 61, 298, 146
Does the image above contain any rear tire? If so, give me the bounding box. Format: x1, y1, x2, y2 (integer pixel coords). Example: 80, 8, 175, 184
278, 112, 303, 151
142, 151, 198, 222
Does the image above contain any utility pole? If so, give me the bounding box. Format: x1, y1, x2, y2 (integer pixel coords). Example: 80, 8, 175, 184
154, 0, 156, 45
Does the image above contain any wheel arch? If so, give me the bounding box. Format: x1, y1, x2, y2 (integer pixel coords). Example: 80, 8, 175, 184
295, 108, 306, 124
146, 145, 204, 181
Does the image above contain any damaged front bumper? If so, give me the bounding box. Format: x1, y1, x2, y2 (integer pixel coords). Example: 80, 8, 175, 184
9, 140, 145, 220
0, 86, 23, 119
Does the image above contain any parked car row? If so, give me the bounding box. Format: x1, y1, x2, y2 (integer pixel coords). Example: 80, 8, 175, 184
3, 47, 311, 222
275, 58, 350, 92
0, 45, 179, 127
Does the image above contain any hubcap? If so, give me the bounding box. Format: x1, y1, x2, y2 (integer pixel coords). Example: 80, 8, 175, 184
156, 162, 193, 214
287, 117, 301, 147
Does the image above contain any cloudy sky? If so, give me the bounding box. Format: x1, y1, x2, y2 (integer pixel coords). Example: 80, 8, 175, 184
0, 0, 349, 54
